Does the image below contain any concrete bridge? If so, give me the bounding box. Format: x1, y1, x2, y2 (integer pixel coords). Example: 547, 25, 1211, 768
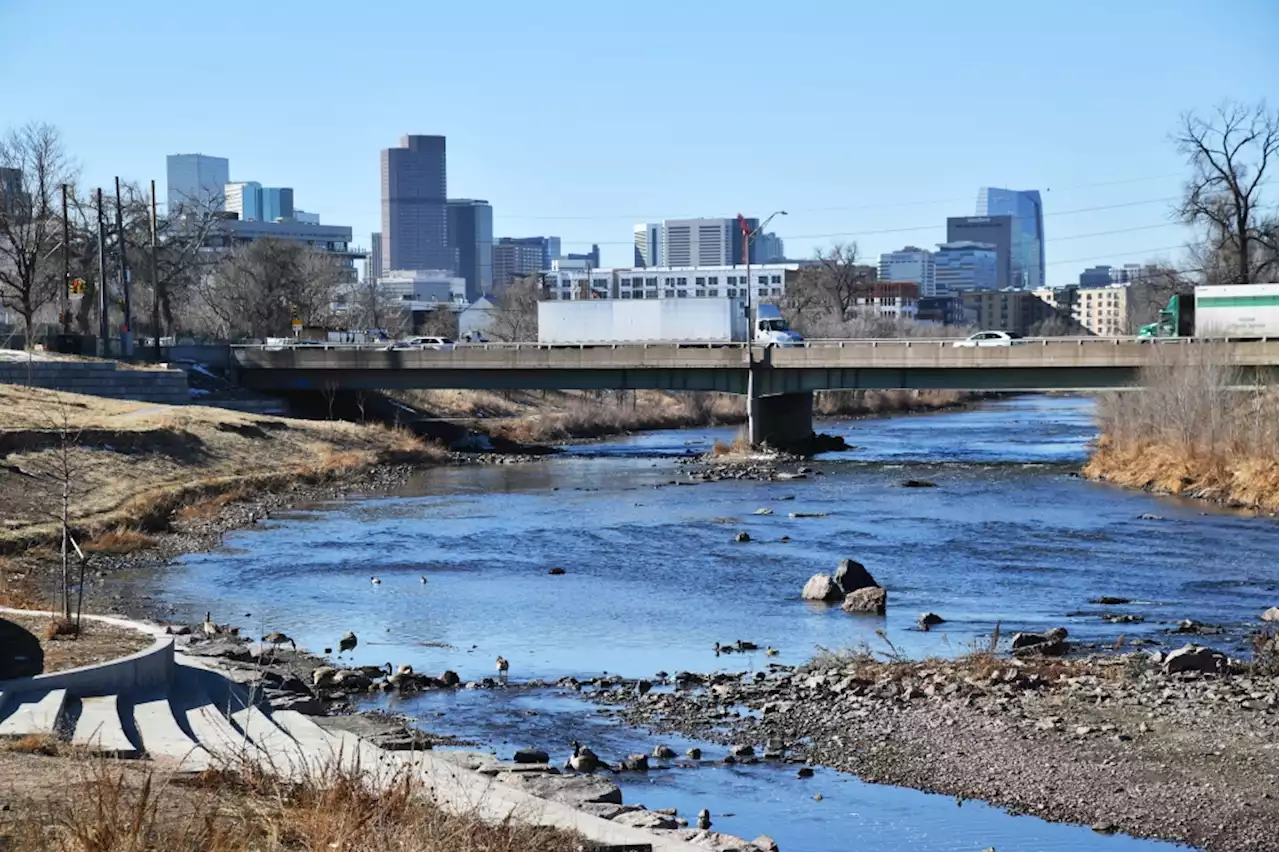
232, 338, 1278, 447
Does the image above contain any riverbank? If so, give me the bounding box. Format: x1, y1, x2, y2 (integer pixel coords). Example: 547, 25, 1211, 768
586, 642, 1278, 852
0, 383, 450, 556
1082, 369, 1279, 513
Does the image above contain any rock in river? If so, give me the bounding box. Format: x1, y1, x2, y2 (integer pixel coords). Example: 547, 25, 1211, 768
1263, 606, 1279, 622
1011, 627, 1069, 656
498, 773, 623, 806
1090, 596, 1131, 605
734, 531, 751, 543
832, 558, 878, 594
918, 612, 945, 630
1163, 643, 1227, 675
801, 574, 843, 602
901, 479, 937, 488
842, 587, 887, 615
513, 748, 549, 764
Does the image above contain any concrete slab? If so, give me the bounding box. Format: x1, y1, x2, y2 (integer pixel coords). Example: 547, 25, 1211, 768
0, 688, 66, 738
71, 695, 137, 756
231, 705, 316, 776
132, 694, 212, 772
185, 697, 253, 765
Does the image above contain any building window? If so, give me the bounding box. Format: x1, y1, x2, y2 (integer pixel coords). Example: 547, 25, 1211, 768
663, 277, 672, 286
771, 288, 781, 296
758, 276, 768, 285
664, 289, 675, 297
695, 289, 706, 297
677, 277, 687, 286
695, 277, 705, 286
621, 291, 632, 299
758, 288, 768, 297
727, 276, 737, 285
621, 278, 631, 287
706, 277, 718, 285
770, 275, 781, 284
645, 277, 657, 287
677, 289, 688, 298
727, 288, 737, 297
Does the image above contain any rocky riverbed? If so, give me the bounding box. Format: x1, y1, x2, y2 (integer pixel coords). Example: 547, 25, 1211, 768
583, 643, 1278, 852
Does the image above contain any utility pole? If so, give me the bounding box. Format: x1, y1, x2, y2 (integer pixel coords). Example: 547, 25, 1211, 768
114, 177, 132, 357
96, 189, 109, 357
740, 216, 760, 445
149, 180, 161, 362
60, 184, 71, 334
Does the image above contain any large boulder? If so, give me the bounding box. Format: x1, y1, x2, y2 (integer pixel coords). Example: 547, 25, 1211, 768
1163, 643, 1228, 675
832, 558, 878, 594
498, 772, 623, 806
801, 574, 842, 602
612, 809, 679, 830
842, 587, 887, 615
1262, 607, 1279, 622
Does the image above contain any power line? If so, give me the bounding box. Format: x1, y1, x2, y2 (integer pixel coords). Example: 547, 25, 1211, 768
492, 174, 1187, 221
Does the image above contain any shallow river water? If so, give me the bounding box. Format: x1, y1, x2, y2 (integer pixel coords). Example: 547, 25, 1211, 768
152, 396, 1278, 851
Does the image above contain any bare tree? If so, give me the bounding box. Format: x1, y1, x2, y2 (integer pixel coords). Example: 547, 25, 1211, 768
344, 274, 409, 338
0, 123, 77, 343
416, 305, 458, 338
782, 243, 875, 331
197, 238, 344, 338
487, 275, 542, 342
1124, 262, 1193, 333
1174, 101, 1279, 286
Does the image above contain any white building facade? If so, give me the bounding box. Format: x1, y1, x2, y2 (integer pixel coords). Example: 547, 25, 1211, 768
879, 246, 937, 296
376, 269, 467, 309
662, 219, 736, 267
543, 263, 800, 302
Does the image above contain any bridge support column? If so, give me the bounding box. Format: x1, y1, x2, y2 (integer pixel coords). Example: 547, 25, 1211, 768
746, 364, 763, 445
751, 391, 814, 450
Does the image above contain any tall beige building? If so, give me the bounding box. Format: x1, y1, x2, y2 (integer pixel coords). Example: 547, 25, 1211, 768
1073, 284, 1131, 336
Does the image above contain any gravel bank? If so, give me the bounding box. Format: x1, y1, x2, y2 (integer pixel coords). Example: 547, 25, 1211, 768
586, 648, 1278, 852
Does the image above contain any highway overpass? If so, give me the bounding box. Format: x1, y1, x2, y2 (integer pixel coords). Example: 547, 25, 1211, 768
231, 338, 1278, 447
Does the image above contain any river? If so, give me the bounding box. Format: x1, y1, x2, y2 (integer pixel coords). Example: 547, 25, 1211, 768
149, 395, 1277, 851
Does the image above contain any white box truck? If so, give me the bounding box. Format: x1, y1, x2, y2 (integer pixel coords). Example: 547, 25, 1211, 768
536, 298, 802, 345
1194, 284, 1279, 338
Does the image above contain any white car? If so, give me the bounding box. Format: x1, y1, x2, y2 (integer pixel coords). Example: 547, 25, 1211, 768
393, 336, 454, 350
952, 331, 1023, 348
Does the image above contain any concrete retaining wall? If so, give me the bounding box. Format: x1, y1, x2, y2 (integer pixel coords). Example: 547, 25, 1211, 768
0, 635, 174, 698
0, 361, 189, 405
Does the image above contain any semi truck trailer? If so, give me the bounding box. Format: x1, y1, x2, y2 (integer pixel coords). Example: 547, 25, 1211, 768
536, 298, 803, 345
1138, 283, 1278, 338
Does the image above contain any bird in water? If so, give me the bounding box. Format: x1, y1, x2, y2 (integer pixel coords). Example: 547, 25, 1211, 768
370, 576, 382, 585
202, 612, 219, 638
495, 656, 509, 682
261, 631, 296, 650
765, 646, 779, 657
419, 575, 428, 584
567, 741, 603, 773
635, 679, 652, 697
339, 631, 358, 654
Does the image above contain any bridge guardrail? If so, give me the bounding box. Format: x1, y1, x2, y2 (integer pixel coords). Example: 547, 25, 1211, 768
230, 336, 1277, 354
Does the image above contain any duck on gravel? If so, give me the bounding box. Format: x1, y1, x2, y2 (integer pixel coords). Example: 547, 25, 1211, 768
261, 631, 296, 650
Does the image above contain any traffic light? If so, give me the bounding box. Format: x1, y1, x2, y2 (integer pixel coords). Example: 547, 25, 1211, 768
68, 278, 86, 296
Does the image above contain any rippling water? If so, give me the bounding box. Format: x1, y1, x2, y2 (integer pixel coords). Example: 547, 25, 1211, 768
151, 395, 1276, 851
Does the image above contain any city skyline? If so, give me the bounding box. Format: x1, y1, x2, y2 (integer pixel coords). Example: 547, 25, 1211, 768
9, 2, 1273, 286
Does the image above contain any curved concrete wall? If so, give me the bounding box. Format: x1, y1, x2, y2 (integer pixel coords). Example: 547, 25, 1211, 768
0, 609, 174, 698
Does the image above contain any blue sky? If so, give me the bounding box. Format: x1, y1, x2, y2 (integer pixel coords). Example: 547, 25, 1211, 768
2, 0, 1276, 282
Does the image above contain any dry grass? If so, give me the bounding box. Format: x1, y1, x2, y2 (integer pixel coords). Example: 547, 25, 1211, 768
475, 390, 744, 443
3, 734, 60, 756
711, 434, 753, 456
1085, 347, 1279, 512
175, 486, 253, 521
813, 389, 970, 417
2, 611, 153, 673
82, 527, 157, 555
43, 616, 80, 640
1, 755, 582, 852
0, 384, 448, 551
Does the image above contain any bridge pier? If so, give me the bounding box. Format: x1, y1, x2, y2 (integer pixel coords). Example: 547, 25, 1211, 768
751, 391, 814, 450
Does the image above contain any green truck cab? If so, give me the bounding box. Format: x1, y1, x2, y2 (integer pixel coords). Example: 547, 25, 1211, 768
1137, 293, 1195, 339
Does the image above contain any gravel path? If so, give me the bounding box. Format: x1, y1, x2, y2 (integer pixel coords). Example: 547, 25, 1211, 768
587, 649, 1278, 852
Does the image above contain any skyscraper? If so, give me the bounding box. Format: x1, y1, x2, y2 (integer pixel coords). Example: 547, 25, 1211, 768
934, 241, 998, 293
662, 217, 757, 267
367, 232, 383, 282
634, 223, 662, 267
381, 135, 451, 271
260, 187, 295, 222
754, 232, 785, 263
946, 216, 1014, 290
492, 237, 555, 286
447, 199, 494, 301
224, 181, 263, 220
166, 153, 230, 213
879, 247, 937, 296
976, 188, 1044, 289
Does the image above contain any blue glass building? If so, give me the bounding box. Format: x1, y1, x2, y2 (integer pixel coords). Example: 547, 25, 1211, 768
976, 188, 1044, 289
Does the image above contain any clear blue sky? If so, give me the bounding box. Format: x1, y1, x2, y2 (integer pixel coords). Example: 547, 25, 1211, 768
2, 0, 1276, 283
